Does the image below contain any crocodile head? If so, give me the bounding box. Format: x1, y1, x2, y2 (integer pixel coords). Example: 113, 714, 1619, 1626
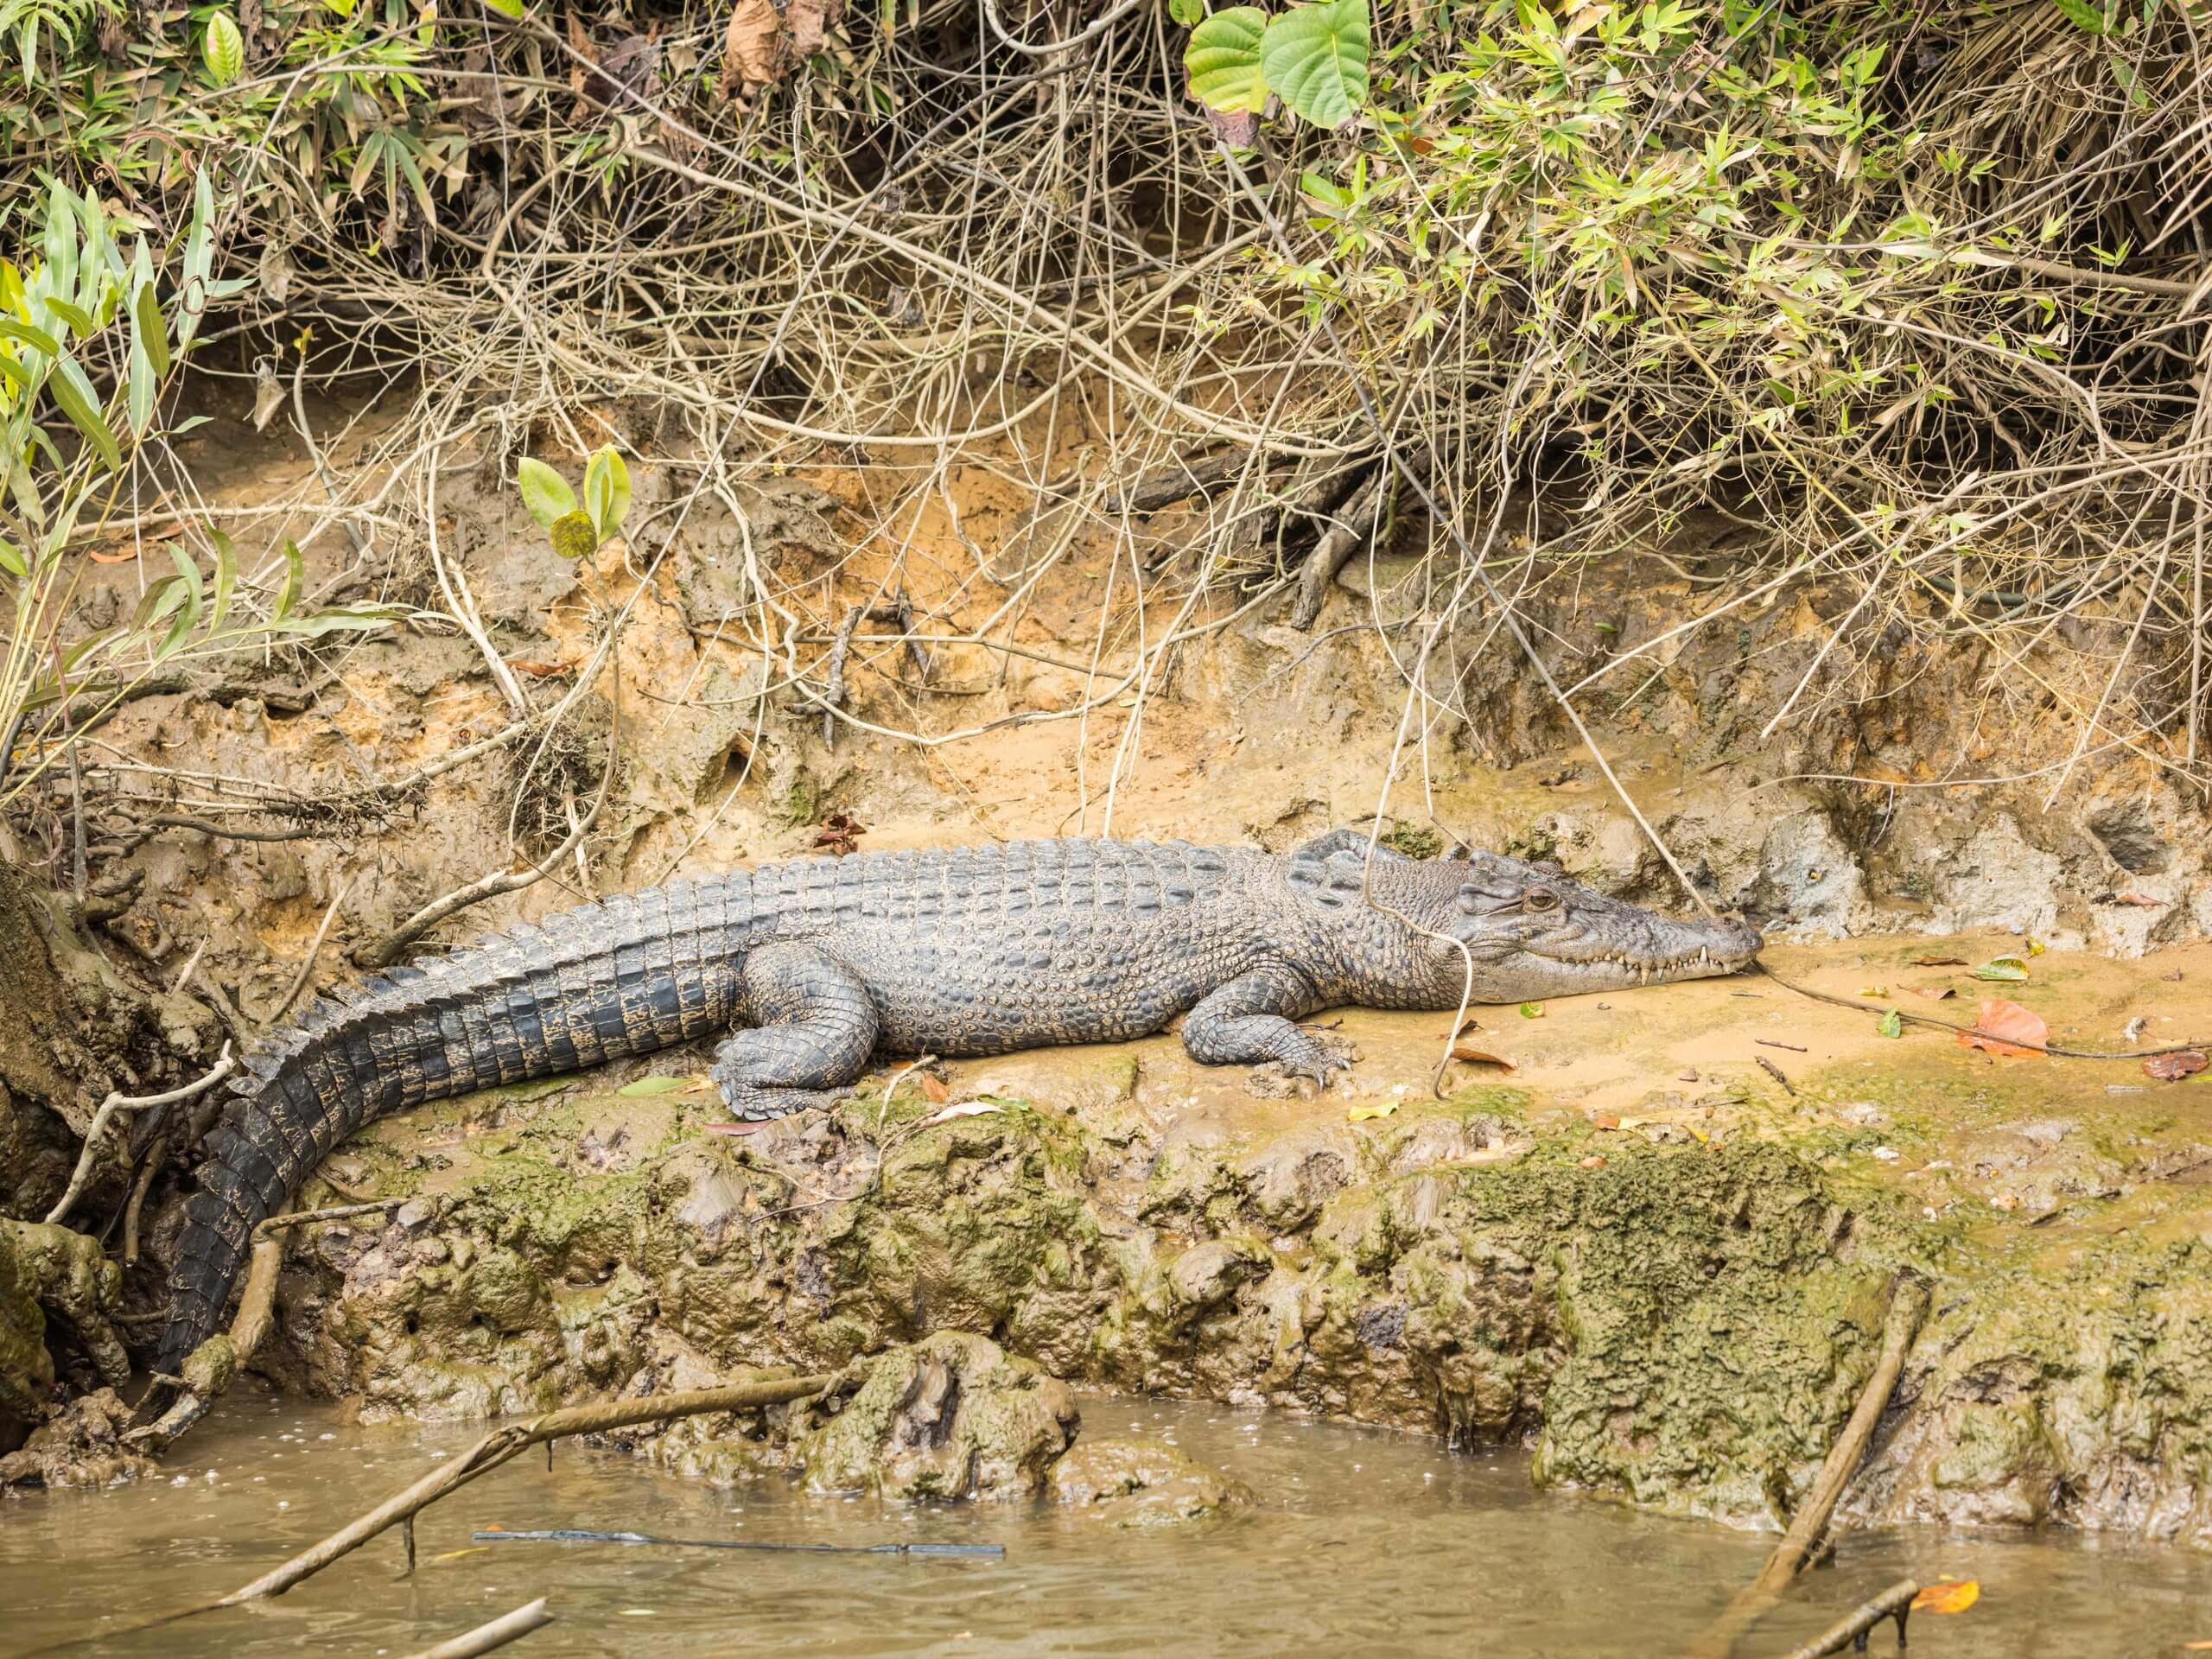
1400, 848, 1761, 1002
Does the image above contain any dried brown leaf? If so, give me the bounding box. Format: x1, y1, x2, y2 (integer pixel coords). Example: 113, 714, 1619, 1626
2144, 1049, 2209, 1083
1957, 997, 2048, 1058
1905, 982, 1955, 1000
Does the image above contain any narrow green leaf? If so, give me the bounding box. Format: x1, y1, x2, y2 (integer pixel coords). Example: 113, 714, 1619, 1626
480, 0, 524, 16
0, 353, 29, 397
126, 339, 155, 438
516, 457, 576, 529
48, 357, 120, 472
208, 528, 237, 632
133, 282, 170, 378
203, 10, 245, 85
130, 574, 186, 633
42, 296, 94, 337
158, 545, 206, 658
0, 536, 24, 579
1185, 5, 1269, 112
0, 319, 60, 358
616, 1075, 692, 1097
270, 605, 401, 637
583, 446, 631, 541
1259, 0, 1370, 130
275, 537, 305, 621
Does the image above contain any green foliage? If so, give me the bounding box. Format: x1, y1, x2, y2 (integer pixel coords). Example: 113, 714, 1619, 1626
518, 445, 632, 559
200, 10, 243, 86
0, 181, 395, 809
1185, 0, 1372, 129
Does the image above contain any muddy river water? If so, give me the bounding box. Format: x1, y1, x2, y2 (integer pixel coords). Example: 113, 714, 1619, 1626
5, 1395, 2209, 1657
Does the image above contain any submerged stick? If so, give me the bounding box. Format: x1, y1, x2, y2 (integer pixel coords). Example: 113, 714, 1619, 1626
1777, 1580, 1918, 1659
397, 1598, 553, 1659
474, 1528, 1002, 1558
1688, 1278, 1928, 1658
221, 1372, 839, 1605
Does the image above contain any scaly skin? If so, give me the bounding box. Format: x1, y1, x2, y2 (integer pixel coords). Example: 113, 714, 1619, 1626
156, 830, 1759, 1370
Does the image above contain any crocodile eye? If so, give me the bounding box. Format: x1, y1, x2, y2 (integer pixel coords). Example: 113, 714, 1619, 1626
1524, 886, 1560, 912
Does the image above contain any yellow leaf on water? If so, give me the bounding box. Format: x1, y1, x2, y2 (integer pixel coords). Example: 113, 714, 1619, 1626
1347, 1103, 1397, 1122
1910, 1580, 1980, 1614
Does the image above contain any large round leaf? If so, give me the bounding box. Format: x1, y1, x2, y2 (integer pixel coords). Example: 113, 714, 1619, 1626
1260, 0, 1370, 130
1185, 6, 1269, 114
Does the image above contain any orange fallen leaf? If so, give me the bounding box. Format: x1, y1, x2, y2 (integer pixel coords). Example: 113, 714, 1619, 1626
1592, 1113, 1620, 1130
1957, 998, 2047, 1058
1906, 982, 1956, 1001
2112, 893, 2163, 907
1910, 1580, 1980, 1614
1578, 1154, 1606, 1168
918, 1072, 950, 1103
2145, 1049, 2209, 1083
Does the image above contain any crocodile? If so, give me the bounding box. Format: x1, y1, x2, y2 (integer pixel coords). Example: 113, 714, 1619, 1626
156, 830, 1759, 1371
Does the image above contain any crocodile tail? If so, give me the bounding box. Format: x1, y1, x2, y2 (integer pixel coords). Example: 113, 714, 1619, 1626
155, 969, 423, 1373
154, 879, 748, 1374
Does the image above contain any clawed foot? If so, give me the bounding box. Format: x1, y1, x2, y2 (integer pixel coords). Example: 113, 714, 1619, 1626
1246, 1031, 1360, 1099
711, 1058, 855, 1123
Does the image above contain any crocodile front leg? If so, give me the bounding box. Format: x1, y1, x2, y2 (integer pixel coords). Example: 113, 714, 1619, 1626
713, 942, 881, 1120
1179, 963, 1350, 1084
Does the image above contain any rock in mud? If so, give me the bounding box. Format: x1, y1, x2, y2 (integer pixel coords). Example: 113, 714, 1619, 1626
0, 1389, 156, 1491
798, 1332, 1078, 1502
1049, 1436, 1248, 1526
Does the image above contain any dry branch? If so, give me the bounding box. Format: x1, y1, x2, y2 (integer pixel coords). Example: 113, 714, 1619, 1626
42, 1043, 236, 1227
1690, 1279, 1929, 1659
1776, 1580, 1918, 1659
219, 1370, 840, 1605
397, 1598, 554, 1659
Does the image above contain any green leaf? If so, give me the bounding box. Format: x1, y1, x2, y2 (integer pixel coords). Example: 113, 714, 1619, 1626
0, 536, 24, 579
0, 319, 60, 358
1185, 6, 1268, 113
133, 282, 170, 378
157, 546, 206, 659
207, 529, 237, 632
0, 353, 29, 397
270, 604, 401, 637
203, 10, 245, 84
617, 1075, 691, 1096
42, 296, 94, 338
1519, 1001, 1543, 1019
274, 537, 305, 621
1974, 957, 2031, 982
516, 457, 576, 529
48, 357, 120, 472
549, 509, 599, 560
1877, 1008, 1904, 1039
480, 0, 524, 16
1259, 0, 1370, 129
2051, 0, 2107, 30
1168, 0, 1205, 23
583, 446, 631, 542
126, 337, 155, 437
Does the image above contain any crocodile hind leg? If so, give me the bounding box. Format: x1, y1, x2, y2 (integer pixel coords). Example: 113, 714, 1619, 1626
713, 942, 881, 1120
1180, 963, 1353, 1085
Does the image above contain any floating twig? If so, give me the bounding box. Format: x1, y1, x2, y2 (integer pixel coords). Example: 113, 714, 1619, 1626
397, 1597, 553, 1659
474, 1528, 1002, 1558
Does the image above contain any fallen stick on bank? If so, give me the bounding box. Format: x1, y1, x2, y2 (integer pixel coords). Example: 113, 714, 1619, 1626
397, 1597, 554, 1659
1777, 1580, 1919, 1659
222, 1371, 842, 1604
1688, 1277, 1929, 1659
474, 1527, 1002, 1558
132, 1199, 411, 1449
